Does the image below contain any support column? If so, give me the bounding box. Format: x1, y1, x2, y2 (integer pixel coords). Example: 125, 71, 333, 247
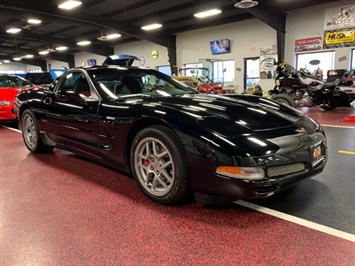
167, 35, 177, 75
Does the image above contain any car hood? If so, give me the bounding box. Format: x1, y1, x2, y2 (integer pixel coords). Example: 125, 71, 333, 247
130, 94, 305, 136
0, 88, 21, 101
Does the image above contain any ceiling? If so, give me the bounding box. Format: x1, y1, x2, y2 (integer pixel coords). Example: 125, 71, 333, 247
0, 0, 341, 67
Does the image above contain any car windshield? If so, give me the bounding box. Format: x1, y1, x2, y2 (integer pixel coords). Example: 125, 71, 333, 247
0, 76, 34, 88
88, 68, 198, 100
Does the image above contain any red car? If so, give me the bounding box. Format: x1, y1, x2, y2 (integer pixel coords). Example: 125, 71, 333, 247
0, 75, 36, 121
199, 82, 225, 94
176, 67, 226, 94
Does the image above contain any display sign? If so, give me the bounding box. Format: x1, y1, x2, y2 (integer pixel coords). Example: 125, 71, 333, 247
152, 49, 159, 59
295, 37, 322, 52
324, 5, 355, 30
324, 28, 355, 49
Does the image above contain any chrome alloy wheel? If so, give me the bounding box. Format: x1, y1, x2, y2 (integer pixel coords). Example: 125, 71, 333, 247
23, 113, 38, 149
133, 137, 174, 197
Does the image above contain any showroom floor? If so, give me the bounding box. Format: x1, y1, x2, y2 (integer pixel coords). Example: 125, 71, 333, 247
1, 106, 354, 265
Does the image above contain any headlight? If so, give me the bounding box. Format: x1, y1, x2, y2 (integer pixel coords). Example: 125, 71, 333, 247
0, 100, 12, 106
216, 166, 265, 180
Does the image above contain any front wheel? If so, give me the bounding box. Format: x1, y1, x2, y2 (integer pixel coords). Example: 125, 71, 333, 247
130, 125, 191, 205
271, 94, 297, 108
320, 104, 336, 111
21, 109, 54, 153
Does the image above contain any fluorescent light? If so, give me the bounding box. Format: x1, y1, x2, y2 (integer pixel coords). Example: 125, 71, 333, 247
13, 56, 22, 61
194, 9, 222, 18
77, 40, 91, 46
39, 50, 49, 55
56, 46, 68, 51
25, 54, 34, 58
27, 19, 42, 24
3, 60, 10, 63
107, 33, 121, 39
6, 27, 21, 34
141, 23, 162, 31
58, 0, 82, 10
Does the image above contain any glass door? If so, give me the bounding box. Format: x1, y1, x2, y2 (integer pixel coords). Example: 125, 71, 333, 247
244, 57, 260, 93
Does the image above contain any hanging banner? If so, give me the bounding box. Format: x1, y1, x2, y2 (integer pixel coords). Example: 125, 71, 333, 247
323, 28, 355, 49
295, 37, 322, 52
324, 5, 355, 30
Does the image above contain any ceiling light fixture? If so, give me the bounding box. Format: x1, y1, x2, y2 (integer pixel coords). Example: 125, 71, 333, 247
24, 54, 34, 58
234, 0, 259, 9
77, 40, 91, 46
194, 9, 222, 18
58, 0, 82, 10
27, 19, 42, 24
6, 27, 22, 34
3, 60, 10, 63
13, 56, 22, 61
39, 50, 49, 55
141, 23, 162, 31
56, 46, 68, 51
97, 33, 121, 41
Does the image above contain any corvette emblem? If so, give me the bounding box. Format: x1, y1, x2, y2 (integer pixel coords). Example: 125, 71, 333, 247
295, 127, 306, 134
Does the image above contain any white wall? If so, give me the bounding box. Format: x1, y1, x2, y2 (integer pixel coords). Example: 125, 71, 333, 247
73, 42, 170, 69
0, 61, 67, 73
74, 52, 106, 67
176, 19, 276, 92
113, 41, 169, 69
285, 0, 354, 70
46, 59, 69, 70
0, 62, 31, 73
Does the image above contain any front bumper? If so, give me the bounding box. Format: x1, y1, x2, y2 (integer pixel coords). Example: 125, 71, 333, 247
0, 106, 16, 120
194, 159, 326, 203
189, 135, 328, 203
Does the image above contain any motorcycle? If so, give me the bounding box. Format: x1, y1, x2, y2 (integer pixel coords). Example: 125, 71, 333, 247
269, 63, 352, 110
338, 70, 355, 101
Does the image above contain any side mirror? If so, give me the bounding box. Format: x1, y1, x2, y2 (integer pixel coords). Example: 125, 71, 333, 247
55, 87, 80, 101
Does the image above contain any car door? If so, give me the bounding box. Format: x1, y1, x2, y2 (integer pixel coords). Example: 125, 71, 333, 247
41, 70, 101, 157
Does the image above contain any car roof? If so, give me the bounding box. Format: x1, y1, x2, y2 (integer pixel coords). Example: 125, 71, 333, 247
72, 65, 151, 71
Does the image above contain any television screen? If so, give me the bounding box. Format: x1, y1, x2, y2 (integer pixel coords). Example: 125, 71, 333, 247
87, 59, 96, 66
210, 39, 231, 55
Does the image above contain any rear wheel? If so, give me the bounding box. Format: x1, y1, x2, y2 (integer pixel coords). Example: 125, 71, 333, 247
21, 109, 54, 153
271, 94, 297, 108
320, 104, 336, 111
130, 125, 190, 205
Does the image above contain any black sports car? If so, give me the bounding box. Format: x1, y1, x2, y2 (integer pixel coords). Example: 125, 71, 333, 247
15, 63, 328, 205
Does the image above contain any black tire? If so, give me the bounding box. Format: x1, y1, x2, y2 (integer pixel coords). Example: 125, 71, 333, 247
21, 109, 54, 153
320, 104, 336, 111
130, 125, 190, 205
271, 94, 297, 108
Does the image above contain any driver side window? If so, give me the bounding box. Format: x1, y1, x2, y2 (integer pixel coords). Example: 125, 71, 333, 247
57, 72, 91, 98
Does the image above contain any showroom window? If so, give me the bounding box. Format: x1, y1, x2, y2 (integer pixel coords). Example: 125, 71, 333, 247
182, 63, 203, 77
212, 60, 235, 83
183, 60, 235, 82
156, 65, 172, 76
295, 51, 334, 80
351, 49, 355, 70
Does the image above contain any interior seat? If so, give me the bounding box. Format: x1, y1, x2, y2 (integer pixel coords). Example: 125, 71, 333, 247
73, 78, 91, 97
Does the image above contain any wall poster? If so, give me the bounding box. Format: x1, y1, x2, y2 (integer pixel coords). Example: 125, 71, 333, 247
295, 37, 322, 52
324, 5, 355, 30
259, 45, 278, 80
323, 28, 355, 49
